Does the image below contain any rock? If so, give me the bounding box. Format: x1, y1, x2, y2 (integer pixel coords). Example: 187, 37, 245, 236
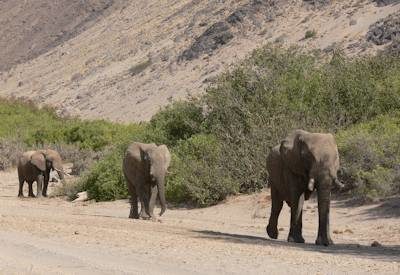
371, 241, 383, 247
373, 0, 400, 7
179, 22, 234, 61
72, 191, 88, 202
344, 228, 354, 234
303, 0, 331, 7
227, 8, 248, 25
333, 229, 343, 234
367, 12, 400, 46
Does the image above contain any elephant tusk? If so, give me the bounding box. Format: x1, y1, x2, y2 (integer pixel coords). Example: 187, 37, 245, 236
334, 178, 345, 189
308, 178, 315, 191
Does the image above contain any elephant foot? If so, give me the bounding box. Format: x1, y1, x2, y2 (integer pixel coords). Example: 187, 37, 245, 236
315, 235, 334, 246
129, 213, 140, 219
129, 206, 139, 219
139, 211, 151, 220
129, 211, 139, 219
28, 193, 35, 198
288, 233, 305, 243
266, 224, 279, 239
42, 193, 48, 197
18, 193, 24, 198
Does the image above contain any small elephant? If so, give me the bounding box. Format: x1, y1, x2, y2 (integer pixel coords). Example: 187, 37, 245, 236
17, 149, 66, 197
123, 142, 171, 219
266, 130, 343, 246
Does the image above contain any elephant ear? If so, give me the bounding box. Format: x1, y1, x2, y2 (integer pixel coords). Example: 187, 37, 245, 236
279, 130, 310, 176
42, 149, 63, 171
30, 152, 46, 172
158, 145, 171, 170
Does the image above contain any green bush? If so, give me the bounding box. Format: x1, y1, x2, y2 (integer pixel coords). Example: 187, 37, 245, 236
78, 47, 400, 205
201, 47, 400, 194
304, 30, 317, 39
337, 113, 400, 201
167, 134, 237, 206
148, 101, 204, 146
80, 146, 128, 201
0, 98, 145, 151
3, 46, 400, 206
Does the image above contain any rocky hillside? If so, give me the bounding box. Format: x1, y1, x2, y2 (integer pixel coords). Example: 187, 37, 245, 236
0, 0, 399, 122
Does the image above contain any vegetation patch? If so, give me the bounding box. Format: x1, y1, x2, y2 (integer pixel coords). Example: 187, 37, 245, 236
337, 113, 400, 202
2, 46, 400, 206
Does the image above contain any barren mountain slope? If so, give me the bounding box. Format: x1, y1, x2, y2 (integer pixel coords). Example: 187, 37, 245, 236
0, 0, 118, 72
0, 0, 399, 122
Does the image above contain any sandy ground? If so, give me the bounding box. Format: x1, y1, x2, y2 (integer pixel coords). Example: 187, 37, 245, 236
0, 169, 399, 274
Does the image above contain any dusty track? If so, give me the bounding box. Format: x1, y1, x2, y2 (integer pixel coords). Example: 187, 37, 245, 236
0, 169, 399, 274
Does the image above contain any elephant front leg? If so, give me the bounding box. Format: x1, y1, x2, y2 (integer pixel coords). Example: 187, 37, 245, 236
138, 187, 151, 220
148, 185, 158, 219
28, 181, 35, 197
42, 171, 50, 197
288, 192, 305, 243
266, 187, 283, 239
316, 186, 333, 246
36, 175, 43, 198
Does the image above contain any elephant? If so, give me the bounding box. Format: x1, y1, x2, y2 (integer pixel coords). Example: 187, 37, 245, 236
122, 142, 171, 219
17, 149, 66, 197
266, 129, 343, 246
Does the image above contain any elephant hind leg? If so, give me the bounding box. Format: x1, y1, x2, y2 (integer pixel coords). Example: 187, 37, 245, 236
18, 177, 24, 197
126, 179, 139, 219
266, 187, 283, 239
129, 194, 139, 219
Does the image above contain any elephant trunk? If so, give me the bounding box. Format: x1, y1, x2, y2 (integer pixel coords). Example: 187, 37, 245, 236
57, 170, 64, 181
316, 179, 332, 246
157, 179, 167, 216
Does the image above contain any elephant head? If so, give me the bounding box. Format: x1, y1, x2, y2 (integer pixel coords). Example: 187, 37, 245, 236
39, 149, 66, 180
28, 151, 47, 172
141, 144, 171, 216
280, 130, 341, 191
279, 129, 341, 246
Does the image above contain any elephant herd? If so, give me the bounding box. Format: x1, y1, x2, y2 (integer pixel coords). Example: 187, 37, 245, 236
16, 129, 342, 246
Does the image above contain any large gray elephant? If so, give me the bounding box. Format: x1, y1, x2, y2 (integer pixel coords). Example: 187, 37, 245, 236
266, 129, 343, 246
122, 142, 171, 219
17, 149, 66, 197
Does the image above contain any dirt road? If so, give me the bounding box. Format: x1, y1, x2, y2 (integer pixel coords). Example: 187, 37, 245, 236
0, 169, 399, 274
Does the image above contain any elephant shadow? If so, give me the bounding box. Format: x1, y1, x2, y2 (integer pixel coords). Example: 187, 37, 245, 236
192, 230, 400, 262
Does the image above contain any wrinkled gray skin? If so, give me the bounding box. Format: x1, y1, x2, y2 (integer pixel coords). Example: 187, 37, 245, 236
17, 149, 65, 197
266, 130, 343, 246
123, 142, 171, 219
